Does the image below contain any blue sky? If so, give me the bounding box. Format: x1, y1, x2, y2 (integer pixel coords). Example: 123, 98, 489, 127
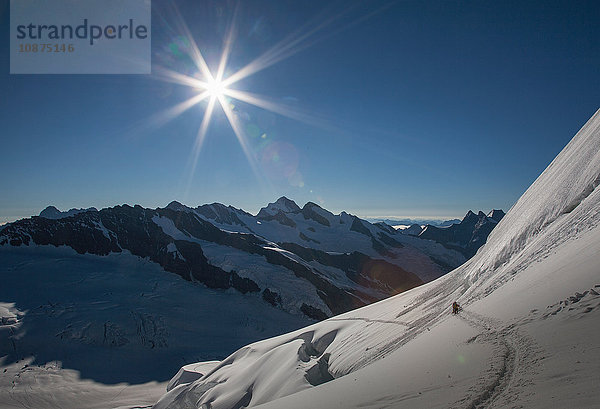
0, 0, 598, 224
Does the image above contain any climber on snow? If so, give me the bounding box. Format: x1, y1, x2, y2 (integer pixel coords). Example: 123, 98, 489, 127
452, 301, 461, 314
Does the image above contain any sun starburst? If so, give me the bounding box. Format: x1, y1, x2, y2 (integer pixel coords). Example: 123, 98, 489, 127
151, 3, 384, 195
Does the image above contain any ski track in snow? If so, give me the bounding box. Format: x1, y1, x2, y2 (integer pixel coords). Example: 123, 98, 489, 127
327, 317, 410, 326
454, 310, 541, 409
322, 262, 545, 409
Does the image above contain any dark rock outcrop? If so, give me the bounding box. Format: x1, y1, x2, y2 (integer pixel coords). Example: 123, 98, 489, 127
301, 203, 331, 227
418, 209, 504, 257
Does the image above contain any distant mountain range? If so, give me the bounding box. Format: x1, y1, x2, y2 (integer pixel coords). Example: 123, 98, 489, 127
38, 205, 98, 219
368, 218, 462, 227
1, 198, 489, 319
400, 209, 506, 258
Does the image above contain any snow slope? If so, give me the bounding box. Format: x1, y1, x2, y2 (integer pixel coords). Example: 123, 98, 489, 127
154, 109, 600, 409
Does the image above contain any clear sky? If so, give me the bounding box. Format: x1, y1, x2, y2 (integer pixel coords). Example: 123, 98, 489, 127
0, 0, 598, 224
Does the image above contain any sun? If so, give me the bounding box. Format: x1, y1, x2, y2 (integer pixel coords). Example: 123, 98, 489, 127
152, 5, 349, 192
205, 77, 226, 99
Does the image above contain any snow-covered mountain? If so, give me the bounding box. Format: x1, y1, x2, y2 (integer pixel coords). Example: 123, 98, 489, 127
0, 198, 465, 319
372, 217, 462, 227
153, 109, 600, 409
394, 222, 424, 235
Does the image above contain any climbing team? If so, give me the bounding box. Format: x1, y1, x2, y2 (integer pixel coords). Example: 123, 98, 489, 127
452, 301, 461, 314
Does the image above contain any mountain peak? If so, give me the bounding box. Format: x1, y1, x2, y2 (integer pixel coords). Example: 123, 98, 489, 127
39, 206, 61, 218
487, 209, 505, 222
273, 196, 301, 212
302, 201, 322, 210
257, 196, 301, 218
463, 210, 478, 223
165, 201, 189, 212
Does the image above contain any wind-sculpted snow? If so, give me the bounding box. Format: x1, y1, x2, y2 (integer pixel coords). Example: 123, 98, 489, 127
462, 109, 600, 295
155, 324, 347, 409
154, 110, 600, 409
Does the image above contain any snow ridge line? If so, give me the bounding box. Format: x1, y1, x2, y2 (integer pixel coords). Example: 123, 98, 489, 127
328, 317, 410, 326
455, 311, 539, 409
344, 275, 468, 374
